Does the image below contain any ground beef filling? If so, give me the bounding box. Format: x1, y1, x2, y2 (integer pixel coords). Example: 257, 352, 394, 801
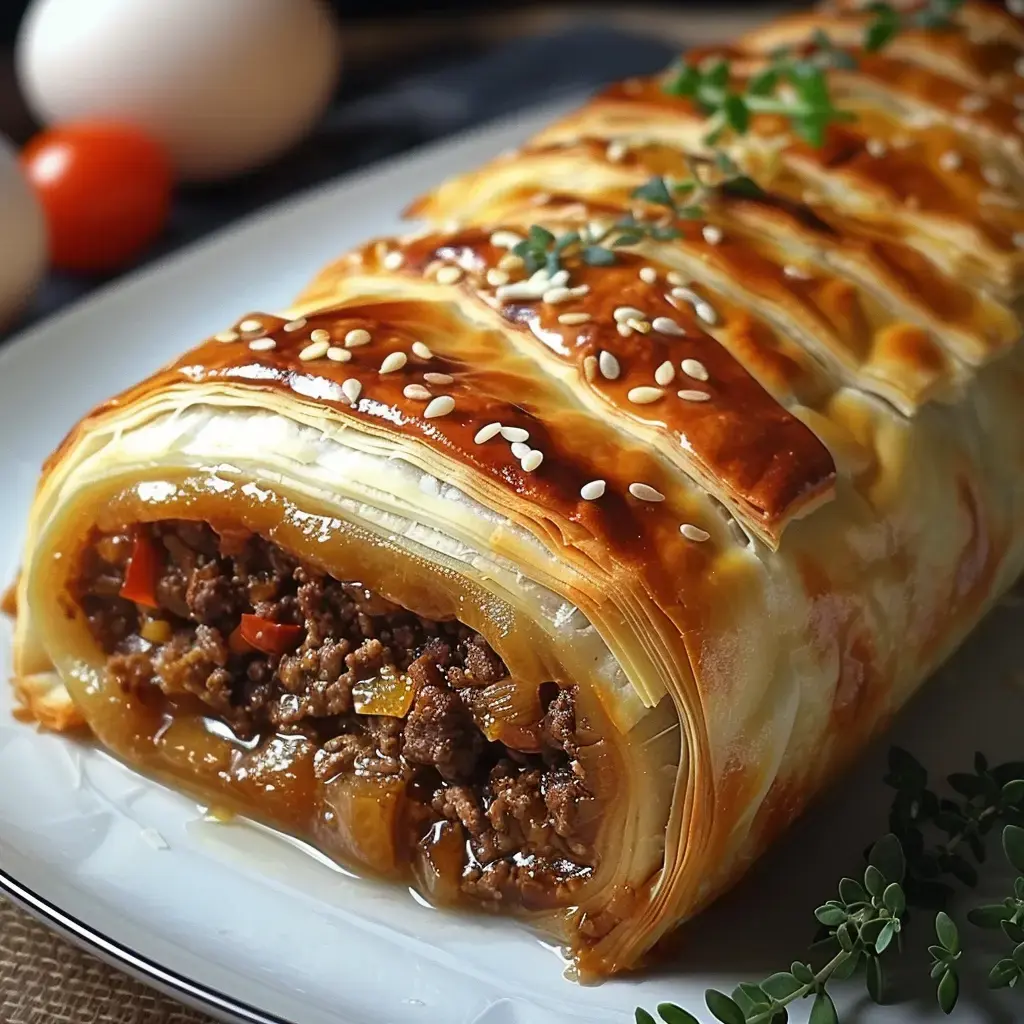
74, 520, 597, 906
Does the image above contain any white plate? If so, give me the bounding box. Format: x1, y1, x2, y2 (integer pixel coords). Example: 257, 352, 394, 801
2, 98, 1023, 1024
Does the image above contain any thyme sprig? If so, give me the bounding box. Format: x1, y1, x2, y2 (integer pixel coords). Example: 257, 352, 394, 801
865, 0, 965, 52
664, 52, 854, 148
511, 157, 758, 279
966, 824, 1024, 992
639, 749, 1024, 1023
662, 0, 964, 149
509, 196, 681, 279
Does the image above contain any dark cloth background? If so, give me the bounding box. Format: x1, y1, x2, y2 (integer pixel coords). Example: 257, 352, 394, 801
0, 0, 772, 46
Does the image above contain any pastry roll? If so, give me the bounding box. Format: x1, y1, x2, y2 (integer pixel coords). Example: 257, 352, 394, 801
11, 0, 1024, 977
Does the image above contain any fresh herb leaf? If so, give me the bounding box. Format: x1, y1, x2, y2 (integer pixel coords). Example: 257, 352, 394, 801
864, 3, 901, 51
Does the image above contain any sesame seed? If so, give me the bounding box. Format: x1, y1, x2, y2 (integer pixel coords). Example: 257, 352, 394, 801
474, 422, 503, 444
558, 312, 591, 325
628, 386, 665, 405
238, 319, 263, 333
543, 286, 572, 304
404, 384, 432, 400
510, 441, 531, 460
629, 482, 664, 502
500, 425, 530, 443
548, 269, 570, 287
486, 268, 510, 287
215, 330, 240, 343
865, 138, 887, 158
617, 322, 633, 338
627, 318, 652, 334
983, 165, 1007, 188
606, 140, 627, 163
680, 523, 710, 542
248, 337, 276, 352
652, 316, 685, 337
939, 150, 963, 173
521, 450, 544, 472
583, 355, 598, 381
959, 93, 988, 113
424, 372, 454, 385
783, 264, 811, 280
655, 361, 676, 386
666, 271, 687, 286
424, 395, 455, 419
702, 226, 723, 245
496, 271, 557, 302
639, 266, 658, 284
490, 230, 524, 249
435, 266, 464, 285
282, 318, 307, 333
379, 351, 407, 374
681, 358, 709, 381
905, 110, 937, 129
671, 287, 719, 326
310, 328, 331, 343
497, 252, 525, 271
568, 284, 590, 298
342, 378, 362, 405
614, 305, 646, 323
598, 351, 621, 380
383, 251, 404, 270
587, 219, 612, 241
411, 341, 433, 360
326, 346, 351, 363
299, 340, 329, 361
677, 389, 711, 402
345, 328, 372, 348
580, 480, 606, 501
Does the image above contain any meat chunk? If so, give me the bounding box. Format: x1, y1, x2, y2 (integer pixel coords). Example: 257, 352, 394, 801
186, 561, 241, 626
541, 686, 577, 755
403, 684, 482, 779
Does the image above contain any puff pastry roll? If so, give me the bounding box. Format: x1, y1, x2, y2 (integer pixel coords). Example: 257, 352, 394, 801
11, 0, 1024, 977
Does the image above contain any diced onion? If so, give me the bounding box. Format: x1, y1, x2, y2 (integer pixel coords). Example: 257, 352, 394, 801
322, 774, 407, 876
140, 619, 172, 644
465, 681, 542, 750
413, 820, 466, 905
352, 667, 416, 718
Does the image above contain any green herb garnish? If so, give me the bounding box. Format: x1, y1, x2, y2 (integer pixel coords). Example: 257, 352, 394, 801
640, 748, 1024, 1022
664, 51, 854, 149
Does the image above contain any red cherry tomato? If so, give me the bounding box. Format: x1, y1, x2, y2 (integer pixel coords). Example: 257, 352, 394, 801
21, 123, 173, 273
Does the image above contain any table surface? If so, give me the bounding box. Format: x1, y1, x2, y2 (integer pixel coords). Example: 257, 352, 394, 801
0, 6, 776, 1021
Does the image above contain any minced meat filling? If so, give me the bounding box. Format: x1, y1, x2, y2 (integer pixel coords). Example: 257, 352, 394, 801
74, 520, 596, 905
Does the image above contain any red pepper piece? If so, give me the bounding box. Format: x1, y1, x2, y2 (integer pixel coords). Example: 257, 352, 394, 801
119, 530, 160, 608
239, 614, 304, 656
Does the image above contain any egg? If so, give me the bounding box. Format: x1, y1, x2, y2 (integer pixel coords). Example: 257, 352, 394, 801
16, 0, 342, 182
0, 135, 46, 330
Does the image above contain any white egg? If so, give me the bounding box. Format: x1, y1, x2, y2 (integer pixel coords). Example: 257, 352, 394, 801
17, 0, 342, 182
0, 135, 46, 330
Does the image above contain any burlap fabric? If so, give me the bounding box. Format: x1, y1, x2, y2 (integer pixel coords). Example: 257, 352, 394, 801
0, 897, 214, 1023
